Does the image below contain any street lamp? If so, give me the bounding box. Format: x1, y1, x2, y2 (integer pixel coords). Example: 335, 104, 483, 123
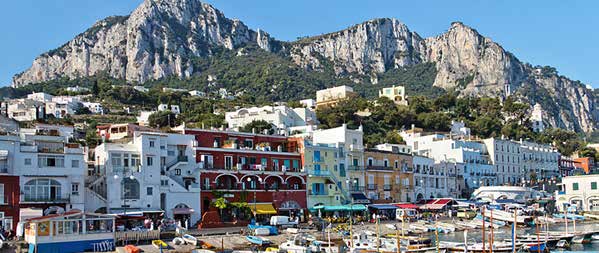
248, 177, 263, 219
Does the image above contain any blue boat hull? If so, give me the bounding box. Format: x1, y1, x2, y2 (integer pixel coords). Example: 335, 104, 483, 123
29, 239, 114, 253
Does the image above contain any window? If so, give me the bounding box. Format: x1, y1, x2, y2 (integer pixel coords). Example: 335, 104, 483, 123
339, 164, 346, 177
592, 182, 597, 190
147, 187, 153, 196
71, 159, 79, 168
224, 156, 233, 170
146, 156, 153, 166
123, 178, 140, 200
131, 154, 140, 167
149, 140, 155, 147
168, 150, 175, 156
24, 158, 31, 165
38, 155, 65, 167
292, 160, 299, 170
71, 183, 79, 195
161, 180, 169, 186
573, 183, 579, 191
313, 151, 321, 162
111, 153, 122, 167
0, 184, 4, 204
175, 169, 181, 175
23, 179, 62, 201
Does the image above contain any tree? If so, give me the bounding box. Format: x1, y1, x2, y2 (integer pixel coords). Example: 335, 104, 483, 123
212, 197, 228, 218
75, 106, 92, 115
148, 111, 178, 128
240, 120, 275, 134
578, 147, 597, 158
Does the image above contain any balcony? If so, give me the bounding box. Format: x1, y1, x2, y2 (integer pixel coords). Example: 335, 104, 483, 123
0, 165, 8, 174
383, 184, 392, 191
176, 155, 189, 163
366, 166, 393, 171
308, 170, 331, 177
349, 185, 365, 192
367, 184, 378, 190
21, 194, 70, 203
113, 166, 140, 174
348, 165, 364, 171
309, 190, 329, 196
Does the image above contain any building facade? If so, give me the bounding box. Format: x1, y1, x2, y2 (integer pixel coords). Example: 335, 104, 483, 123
483, 138, 525, 185
178, 128, 307, 220
91, 132, 201, 224
363, 147, 413, 203
316, 86, 357, 109
225, 106, 317, 133
556, 174, 599, 212
378, 85, 408, 105
0, 174, 20, 231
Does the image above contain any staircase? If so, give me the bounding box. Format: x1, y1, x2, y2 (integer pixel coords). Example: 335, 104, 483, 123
85, 187, 107, 212
309, 169, 352, 204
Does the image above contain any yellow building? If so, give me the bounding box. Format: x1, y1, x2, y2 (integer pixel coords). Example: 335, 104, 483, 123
379, 85, 408, 105
363, 146, 414, 203
298, 139, 350, 208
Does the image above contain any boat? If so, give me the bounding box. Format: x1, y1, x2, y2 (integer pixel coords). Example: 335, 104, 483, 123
123, 245, 141, 253
552, 213, 585, 221
556, 239, 569, 248
246, 235, 271, 246
482, 209, 531, 225
584, 213, 599, 220
152, 240, 168, 249
265, 247, 280, 252
192, 250, 216, 253
409, 223, 430, 233
523, 243, 547, 252
183, 234, 198, 246
248, 224, 278, 235
279, 235, 312, 253
475, 214, 507, 227
592, 233, 599, 241
172, 237, 185, 245
443, 241, 519, 253
571, 234, 591, 244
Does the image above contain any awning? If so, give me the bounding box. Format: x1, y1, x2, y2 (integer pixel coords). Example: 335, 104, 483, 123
347, 204, 367, 211
351, 193, 371, 204
369, 204, 398, 210
20, 208, 43, 221
394, 203, 419, 209
250, 203, 277, 215
172, 208, 195, 215
324, 205, 349, 211
419, 198, 452, 210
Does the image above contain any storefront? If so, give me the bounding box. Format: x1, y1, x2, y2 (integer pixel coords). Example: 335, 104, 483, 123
368, 204, 398, 220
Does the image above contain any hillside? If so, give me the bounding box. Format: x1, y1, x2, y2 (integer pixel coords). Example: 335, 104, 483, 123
9, 0, 598, 133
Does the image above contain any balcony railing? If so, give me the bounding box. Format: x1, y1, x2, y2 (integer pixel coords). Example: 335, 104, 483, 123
202, 163, 303, 173
367, 184, 378, 190
349, 185, 365, 192
366, 166, 393, 171
383, 184, 392, 191
308, 170, 331, 177
348, 165, 364, 171
22, 194, 70, 203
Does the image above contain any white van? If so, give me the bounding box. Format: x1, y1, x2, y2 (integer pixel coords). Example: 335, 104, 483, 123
395, 209, 417, 220
270, 215, 299, 228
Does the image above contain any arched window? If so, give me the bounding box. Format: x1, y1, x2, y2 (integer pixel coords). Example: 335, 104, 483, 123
24, 179, 62, 201
123, 178, 140, 200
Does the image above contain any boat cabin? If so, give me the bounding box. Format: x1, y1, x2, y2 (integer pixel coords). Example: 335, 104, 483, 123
24, 210, 115, 253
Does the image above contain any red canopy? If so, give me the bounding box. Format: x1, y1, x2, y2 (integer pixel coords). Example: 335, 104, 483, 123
394, 203, 419, 209
419, 198, 453, 210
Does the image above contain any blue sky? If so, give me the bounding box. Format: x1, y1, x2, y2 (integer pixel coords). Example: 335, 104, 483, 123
1, 0, 597, 88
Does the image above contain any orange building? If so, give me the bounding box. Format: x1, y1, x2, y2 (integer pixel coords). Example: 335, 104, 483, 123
574, 157, 596, 174
363, 148, 414, 203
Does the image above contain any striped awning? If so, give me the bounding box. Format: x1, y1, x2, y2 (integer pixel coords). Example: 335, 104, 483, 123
419, 198, 452, 210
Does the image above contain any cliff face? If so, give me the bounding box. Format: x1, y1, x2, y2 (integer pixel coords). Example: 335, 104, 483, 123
12, 1, 597, 132
289, 20, 597, 132
12, 0, 275, 85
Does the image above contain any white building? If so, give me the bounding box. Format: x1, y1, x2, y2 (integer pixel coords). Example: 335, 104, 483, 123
299, 99, 316, 109
556, 174, 599, 212
483, 137, 526, 185
401, 129, 495, 189
378, 85, 408, 105
473, 186, 543, 203
24, 93, 82, 119
66, 86, 89, 93
450, 121, 471, 138
0, 124, 85, 215
81, 102, 104, 114
189, 90, 207, 97
133, 86, 149, 93
26, 92, 53, 102
531, 103, 545, 133
3, 99, 45, 121
225, 106, 317, 133
158, 104, 181, 115
520, 140, 560, 180
316, 86, 356, 108
312, 124, 367, 203
374, 143, 412, 154
90, 132, 201, 224
137, 111, 155, 126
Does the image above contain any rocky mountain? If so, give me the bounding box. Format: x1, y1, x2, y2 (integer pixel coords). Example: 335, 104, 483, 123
12, 0, 598, 132
12, 0, 277, 85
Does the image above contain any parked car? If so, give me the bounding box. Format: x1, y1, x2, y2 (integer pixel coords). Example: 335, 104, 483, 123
269, 216, 298, 228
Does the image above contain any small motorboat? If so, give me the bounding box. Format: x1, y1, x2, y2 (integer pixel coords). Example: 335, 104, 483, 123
525, 243, 547, 252
571, 235, 591, 244
246, 235, 271, 246
556, 239, 569, 248
192, 250, 216, 253
591, 233, 599, 242
152, 240, 168, 249
183, 234, 198, 246
173, 237, 185, 245
123, 245, 140, 253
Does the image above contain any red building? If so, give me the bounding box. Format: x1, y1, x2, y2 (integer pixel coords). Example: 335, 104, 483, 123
0, 175, 20, 232
180, 128, 307, 224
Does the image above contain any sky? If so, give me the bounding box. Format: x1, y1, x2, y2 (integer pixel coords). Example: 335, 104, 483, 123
1, 0, 597, 88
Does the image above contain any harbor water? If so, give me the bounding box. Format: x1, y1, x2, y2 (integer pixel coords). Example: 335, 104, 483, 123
429, 222, 599, 252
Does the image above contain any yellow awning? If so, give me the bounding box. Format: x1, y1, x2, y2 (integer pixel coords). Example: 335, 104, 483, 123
249, 203, 277, 215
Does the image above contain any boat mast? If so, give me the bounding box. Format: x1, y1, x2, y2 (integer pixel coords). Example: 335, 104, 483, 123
489, 209, 494, 253
482, 206, 486, 253
376, 214, 380, 253
535, 216, 541, 253
564, 207, 568, 235
512, 209, 517, 253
